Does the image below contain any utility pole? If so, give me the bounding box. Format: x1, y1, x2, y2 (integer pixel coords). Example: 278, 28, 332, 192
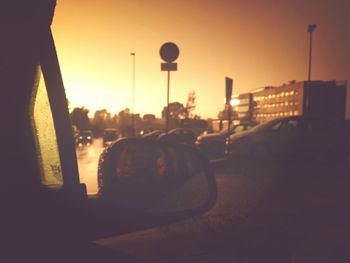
130, 52, 135, 136
307, 24, 317, 81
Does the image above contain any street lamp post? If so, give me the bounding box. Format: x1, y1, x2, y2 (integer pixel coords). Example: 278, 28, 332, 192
130, 52, 135, 136
307, 24, 317, 81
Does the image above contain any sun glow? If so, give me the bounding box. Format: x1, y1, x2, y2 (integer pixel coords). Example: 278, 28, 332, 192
52, 0, 350, 119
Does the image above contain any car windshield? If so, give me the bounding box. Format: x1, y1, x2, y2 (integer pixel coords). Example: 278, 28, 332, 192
80, 131, 92, 136
50, 1, 350, 262
251, 118, 283, 132
219, 125, 238, 135
104, 132, 116, 140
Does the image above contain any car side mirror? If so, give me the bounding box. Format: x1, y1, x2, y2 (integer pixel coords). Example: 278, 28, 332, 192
90, 138, 217, 238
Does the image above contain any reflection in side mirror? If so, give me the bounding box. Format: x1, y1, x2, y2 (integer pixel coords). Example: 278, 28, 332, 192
97, 138, 216, 217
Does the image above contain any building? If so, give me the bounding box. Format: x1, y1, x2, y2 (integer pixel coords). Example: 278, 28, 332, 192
214, 80, 347, 132
251, 80, 347, 123
231, 92, 254, 122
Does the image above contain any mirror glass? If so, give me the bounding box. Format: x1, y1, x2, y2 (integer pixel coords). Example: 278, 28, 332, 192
98, 139, 215, 215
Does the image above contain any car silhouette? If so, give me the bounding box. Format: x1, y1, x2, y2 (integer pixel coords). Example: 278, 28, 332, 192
102, 128, 118, 147
158, 128, 197, 145
196, 123, 255, 157
142, 130, 163, 140
77, 130, 93, 145
225, 116, 348, 162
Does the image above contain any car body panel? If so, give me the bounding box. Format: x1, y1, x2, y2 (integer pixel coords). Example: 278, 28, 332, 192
196, 123, 255, 157
226, 116, 347, 161
158, 128, 197, 145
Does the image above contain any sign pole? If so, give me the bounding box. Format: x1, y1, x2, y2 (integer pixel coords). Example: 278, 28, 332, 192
225, 77, 233, 146
159, 42, 179, 135
166, 70, 170, 134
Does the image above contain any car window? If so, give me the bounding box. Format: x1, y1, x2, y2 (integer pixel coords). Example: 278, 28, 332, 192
283, 119, 299, 131
30, 67, 64, 188
233, 125, 245, 133
270, 121, 283, 131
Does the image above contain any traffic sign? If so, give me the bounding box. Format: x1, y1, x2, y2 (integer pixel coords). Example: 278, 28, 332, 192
161, 62, 177, 71
160, 42, 179, 62
226, 77, 233, 104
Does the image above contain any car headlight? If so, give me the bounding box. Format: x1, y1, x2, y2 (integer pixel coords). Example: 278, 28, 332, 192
87, 136, 91, 139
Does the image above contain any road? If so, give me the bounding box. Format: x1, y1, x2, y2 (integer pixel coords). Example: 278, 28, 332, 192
76, 138, 105, 194
77, 141, 350, 262
93, 161, 350, 262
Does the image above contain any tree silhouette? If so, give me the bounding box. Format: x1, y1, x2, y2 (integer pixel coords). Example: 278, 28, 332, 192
70, 107, 90, 131
117, 108, 133, 137
185, 91, 196, 118
92, 109, 113, 137
161, 102, 186, 120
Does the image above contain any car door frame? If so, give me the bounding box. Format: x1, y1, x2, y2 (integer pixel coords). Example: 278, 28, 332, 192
39, 28, 82, 189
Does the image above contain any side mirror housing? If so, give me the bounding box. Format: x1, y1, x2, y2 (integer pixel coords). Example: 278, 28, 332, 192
89, 138, 217, 238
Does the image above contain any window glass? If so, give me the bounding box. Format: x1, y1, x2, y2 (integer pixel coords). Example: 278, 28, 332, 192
234, 125, 245, 133
271, 121, 283, 131
30, 67, 64, 187
284, 120, 298, 130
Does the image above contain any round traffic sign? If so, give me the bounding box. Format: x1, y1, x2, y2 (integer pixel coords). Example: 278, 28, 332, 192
160, 42, 179, 62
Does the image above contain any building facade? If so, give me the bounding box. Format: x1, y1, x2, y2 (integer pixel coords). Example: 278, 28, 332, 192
252, 80, 346, 123
214, 80, 347, 131
252, 81, 304, 123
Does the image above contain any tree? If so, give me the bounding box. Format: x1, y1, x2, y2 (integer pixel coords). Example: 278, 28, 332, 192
91, 109, 112, 137
161, 102, 186, 120
70, 107, 90, 131
143, 114, 156, 122
117, 108, 133, 137
185, 91, 196, 118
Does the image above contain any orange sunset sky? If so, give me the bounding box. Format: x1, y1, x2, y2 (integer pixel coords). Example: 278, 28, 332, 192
52, 0, 350, 118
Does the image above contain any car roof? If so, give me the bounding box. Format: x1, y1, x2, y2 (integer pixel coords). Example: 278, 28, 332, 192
80, 130, 92, 134
104, 128, 117, 132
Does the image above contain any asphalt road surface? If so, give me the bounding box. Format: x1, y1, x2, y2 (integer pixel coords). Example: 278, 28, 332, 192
77, 141, 350, 262
93, 161, 350, 263
76, 138, 104, 194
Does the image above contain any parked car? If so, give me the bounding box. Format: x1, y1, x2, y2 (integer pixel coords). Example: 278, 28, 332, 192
196, 123, 255, 157
77, 130, 93, 145
142, 130, 163, 140
158, 128, 197, 145
102, 128, 118, 147
225, 116, 348, 162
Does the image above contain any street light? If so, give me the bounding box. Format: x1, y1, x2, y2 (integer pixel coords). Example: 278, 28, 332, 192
307, 24, 317, 81
130, 52, 135, 136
